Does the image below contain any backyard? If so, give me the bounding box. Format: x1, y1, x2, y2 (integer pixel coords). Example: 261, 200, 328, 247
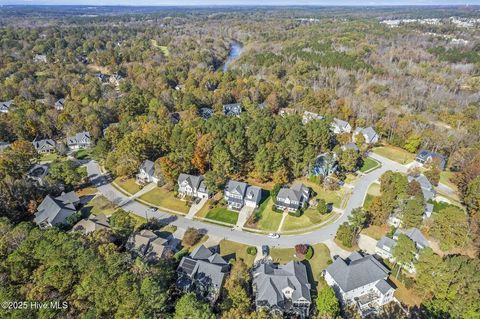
40, 153, 62, 162
439, 170, 458, 191
114, 177, 142, 195
138, 186, 190, 214
372, 145, 415, 164
219, 240, 256, 266
360, 157, 381, 173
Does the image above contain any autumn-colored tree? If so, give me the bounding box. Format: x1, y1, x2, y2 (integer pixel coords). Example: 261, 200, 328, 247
192, 133, 213, 174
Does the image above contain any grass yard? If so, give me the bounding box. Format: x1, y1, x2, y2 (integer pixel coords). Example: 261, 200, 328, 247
82, 195, 117, 216
367, 182, 381, 196
344, 173, 359, 184
361, 224, 390, 240
76, 186, 97, 197
205, 208, 239, 225
114, 177, 142, 195
391, 276, 423, 307
138, 186, 190, 214
251, 197, 283, 232
360, 157, 381, 173
373, 145, 415, 164
439, 170, 458, 191
130, 214, 147, 229
73, 148, 92, 160
219, 240, 256, 266
281, 208, 334, 232
301, 178, 345, 208
363, 194, 375, 209
40, 152, 62, 162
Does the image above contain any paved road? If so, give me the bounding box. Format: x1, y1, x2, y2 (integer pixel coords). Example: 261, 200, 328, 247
85, 154, 406, 248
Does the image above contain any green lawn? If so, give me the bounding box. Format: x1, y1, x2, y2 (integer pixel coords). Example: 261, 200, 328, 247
363, 194, 375, 209
73, 148, 92, 160
367, 182, 381, 196
40, 153, 62, 162
114, 177, 142, 195
251, 197, 283, 232
439, 171, 458, 191
82, 195, 117, 216
360, 157, 381, 173
372, 145, 415, 164
205, 208, 239, 225
302, 178, 345, 208
138, 187, 190, 214
281, 208, 333, 232
219, 240, 256, 266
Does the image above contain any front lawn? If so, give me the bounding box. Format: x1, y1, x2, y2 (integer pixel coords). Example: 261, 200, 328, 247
249, 197, 283, 232
205, 208, 239, 225
114, 177, 142, 195
367, 182, 381, 196
40, 153, 62, 162
301, 178, 345, 208
73, 148, 92, 160
372, 145, 415, 164
360, 157, 381, 173
138, 187, 190, 214
82, 195, 117, 216
281, 208, 334, 232
361, 224, 390, 240
219, 240, 256, 266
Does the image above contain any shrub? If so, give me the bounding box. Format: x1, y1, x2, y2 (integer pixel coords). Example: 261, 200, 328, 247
295, 244, 309, 256
247, 247, 257, 255
288, 209, 302, 217
182, 227, 203, 247
174, 249, 190, 262
304, 246, 314, 260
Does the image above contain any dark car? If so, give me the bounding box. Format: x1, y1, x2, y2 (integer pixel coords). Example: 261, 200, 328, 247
262, 245, 269, 257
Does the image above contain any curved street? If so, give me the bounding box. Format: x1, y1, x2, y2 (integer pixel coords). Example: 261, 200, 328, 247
86, 153, 410, 248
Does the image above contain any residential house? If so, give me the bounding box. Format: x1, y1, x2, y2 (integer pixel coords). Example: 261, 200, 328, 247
177, 245, 229, 303
252, 261, 312, 318
342, 142, 360, 152
136, 160, 161, 184
32, 138, 56, 153
126, 229, 178, 261
302, 111, 324, 124
224, 180, 262, 210
408, 174, 435, 200
54, 98, 65, 111
415, 149, 447, 170
178, 173, 210, 199
72, 214, 110, 234
95, 73, 110, 83
0, 100, 13, 113
311, 153, 338, 178
33, 54, 47, 63
258, 101, 267, 109
67, 131, 92, 150
198, 107, 214, 120
424, 203, 434, 219
223, 103, 242, 116
33, 191, 80, 228
27, 164, 49, 186
354, 127, 379, 144
275, 183, 310, 212
109, 73, 124, 86
0, 141, 11, 152
331, 118, 352, 134
279, 108, 296, 117
324, 252, 395, 317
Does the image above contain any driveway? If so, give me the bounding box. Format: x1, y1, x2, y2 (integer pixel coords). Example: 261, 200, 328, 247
186, 197, 208, 219
358, 234, 378, 254
236, 205, 254, 229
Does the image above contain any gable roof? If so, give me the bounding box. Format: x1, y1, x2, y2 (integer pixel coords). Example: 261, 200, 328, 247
408, 175, 434, 200
342, 142, 359, 152
225, 180, 248, 197
34, 193, 78, 226
178, 173, 204, 190
198, 107, 214, 119
223, 103, 242, 116
0, 100, 13, 112
277, 183, 309, 203
376, 236, 396, 251
190, 244, 214, 260
394, 228, 429, 248
325, 252, 390, 293
55, 98, 65, 110
140, 160, 156, 177
302, 111, 324, 124
67, 131, 91, 146
333, 118, 350, 128
245, 186, 262, 204
32, 139, 56, 152
416, 149, 447, 169
73, 214, 110, 234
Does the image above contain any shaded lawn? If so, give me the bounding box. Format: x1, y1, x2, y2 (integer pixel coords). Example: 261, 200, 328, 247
301, 178, 345, 208
428, 199, 460, 213
40, 153, 62, 162
281, 208, 332, 232
139, 187, 190, 213
391, 276, 424, 307
82, 195, 117, 216
219, 240, 256, 266
439, 170, 458, 191
114, 177, 142, 195
363, 194, 377, 209
205, 208, 239, 225
367, 182, 381, 196
73, 148, 92, 160
373, 145, 415, 164
253, 197, 283, 232
361, 224, 390, 240
360, 157, 381, 173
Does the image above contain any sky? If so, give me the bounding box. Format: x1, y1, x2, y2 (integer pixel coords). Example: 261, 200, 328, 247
1, 0, 479, 5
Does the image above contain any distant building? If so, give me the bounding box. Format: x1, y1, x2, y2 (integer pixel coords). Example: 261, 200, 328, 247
33, 54, 47, 63
54, 98, 65, 111
279, 108, 297, 117
126, 229, 178, 261
136, 160, 161, 184
0, 100, 13, 113
354, 127, 379, 144
302, 111, 324, 124
275, 183, 310, 212
252, 261, 312, 318
34, 192, 80, 228
32, 138, 56, 153
223, 103, 242, 116
67, 131, 92, 150
408, 174, 435, 200
331, 118, 352, 134
72, 214, 110, 234
109, 73, 124, 86
324, 252, 395, 317
27, 164, 49, 186
198, 107, 214, 120
177, 245, 229, 303
0, 141, 11, 152
178, 173, 210, 199
224, 180, 262, 210
415, 149, 447, 170
95, 73, 110, 83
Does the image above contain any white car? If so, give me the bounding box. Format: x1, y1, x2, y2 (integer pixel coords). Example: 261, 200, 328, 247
267, 233, 280, 239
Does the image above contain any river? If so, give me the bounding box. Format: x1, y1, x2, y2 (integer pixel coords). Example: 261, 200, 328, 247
222, 42, 243, 72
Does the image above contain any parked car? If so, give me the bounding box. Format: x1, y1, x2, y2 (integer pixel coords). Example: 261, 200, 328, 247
148, 207, 158, 212
267, 233, 280, 239
262, 245, 269, 256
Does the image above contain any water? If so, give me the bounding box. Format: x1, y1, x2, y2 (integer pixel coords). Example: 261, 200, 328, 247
222, 42, 243, 72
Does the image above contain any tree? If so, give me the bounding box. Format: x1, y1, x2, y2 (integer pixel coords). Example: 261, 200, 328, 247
354, 133, 365, 147
401, 195, 424, 228
47, 159, 86, 190
431, 206, 469, 251
182, 227, 203, 247
465, 176, 480, 215
317, 198, 328, 215
109, 209, 135, 241
338, 149, 359, 172
174, 293, 215, 319
403, 134, 421, 153
407, 180, 422, 197
424, 165, 441, 187
392, 234, 416, 277
223, 260, 250, 313
316, 283, 340, 318
335, 222, 354, 248
348, 207, 367, 237
367, 196, 393, 226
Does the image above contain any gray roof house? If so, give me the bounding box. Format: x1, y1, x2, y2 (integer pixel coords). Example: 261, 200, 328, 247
198, 107, 214, 120
72, 214, 110, 234
275, 183, 310, 212
302, 111, 324, 124
126, 229, 177, 261
331, 118, 352, 134
342, 142, 360, 152
223, 103, 242, 116
324, 252, 395, 317
178, 173, 210, 199
54, 98, 65, 111
177, 245, 229, 303
0, 141, 10, 152
32, 138, 56, 153
0, 100, 13, 113
34, 191, 80, 228
224, 180, 262, 210
253, 261, 312, 318
393, 228, 429, 250
136, 160, 161, 184
354, 127, 379, 144
67, 131, 92, 150
408, 174, 435, 200
415, 149, 447, 170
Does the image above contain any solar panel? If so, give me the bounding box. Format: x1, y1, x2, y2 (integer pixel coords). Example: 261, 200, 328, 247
181, 259, 197, 275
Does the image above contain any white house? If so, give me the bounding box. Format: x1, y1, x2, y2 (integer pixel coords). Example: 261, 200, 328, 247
331, 118, 352, 134
54, 98, 65, 111
136, 160, 161, 184
302, 111, 324, 124
224, 180, 262, 210
0, 100, 13, 113
275, 183, 310, 212
353, 127, 379, 144
177, 173, 210, 199
324, 252, 395, 317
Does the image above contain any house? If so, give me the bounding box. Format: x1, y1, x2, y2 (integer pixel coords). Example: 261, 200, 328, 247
33, 191, 80, 228
258, 101, 267, 109
198, 107, 214, 120
331, 118, 352, 134
109, 73, 124, 86
177, 245, 229, 303
252, 261, 312, 318
393, 228, 429, 250
32, 138, 56, 153
223, 103, 242, 116
302, 111, 324, 124
354, 127, 379, 144
0, 100, 13, 113
0, 141, 11, 152
408, 174, 435, 200
275, 183, 310, 212
279, 108, 296, 117
95, 73, 110, 83
342, 142, 359, 152
170, 112, 181, 124
34, 54, 47, 63
324, 252, 395, 317
136, 160, 161, 184
54, 98, 65, 111
126, 229, 177, 261
72, 214, 110, 234
67, 131, 92, 150
311, 153, 338, 178
224, 180, 262, 210
27, 164, 49, 186
415, 149, 447, 170
424, 203, 434, 219
178, 174, 210, 199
